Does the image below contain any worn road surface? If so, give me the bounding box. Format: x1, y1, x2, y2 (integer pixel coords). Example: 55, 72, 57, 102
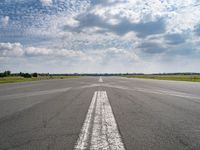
0, 77, 200, 150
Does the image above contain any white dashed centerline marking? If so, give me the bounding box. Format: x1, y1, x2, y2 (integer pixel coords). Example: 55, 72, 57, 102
99, 77, 103, 83
74, 91, 125, 150
74, 92, 97, 149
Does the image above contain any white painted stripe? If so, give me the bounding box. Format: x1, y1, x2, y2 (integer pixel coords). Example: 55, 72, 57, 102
90, 91, 125, 150
74, 91, 125, 150
136, 88, 200, 100
99, 77, 103, 83
74, 91, 97, 150
102, 84, 200, 100
103, 91, 125, 149
90, 91, 105, 149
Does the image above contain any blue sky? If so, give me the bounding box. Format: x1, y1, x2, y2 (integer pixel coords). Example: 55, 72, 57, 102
0, 0, 200, 73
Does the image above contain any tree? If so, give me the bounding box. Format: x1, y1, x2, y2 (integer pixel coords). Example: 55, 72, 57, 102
4, 70, 11, 76
19, 72, 24, 77
0, 73, 4, 77
23, 73, 32, 78
32, 72, 38, 77
0, 70, 11, 77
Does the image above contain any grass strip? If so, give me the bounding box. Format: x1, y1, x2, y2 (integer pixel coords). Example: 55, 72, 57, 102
0, 76, 80, 84
125, 75, 200, 82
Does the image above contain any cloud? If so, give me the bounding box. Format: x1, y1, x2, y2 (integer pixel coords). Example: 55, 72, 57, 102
166, 42, 197, 56
1, 16, 9, 27
138, 42, 166, 54
64, 13, 166, 37
165, 33, 185, 45
90, 0, 125, 6
25, 47, 87, 59
96, 47, 139, 62
0, 0, 90, 31
194, 24, 200, 36
0, 42, 24, 57
40, 0, 52, 6
1, 0, 200, 73
110, 17, 166, 37
0, 42, 88, 60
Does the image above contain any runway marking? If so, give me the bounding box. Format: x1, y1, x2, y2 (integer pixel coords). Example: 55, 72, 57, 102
74, 91, 97, 149
102, 84, 200, 100
136, 88, 200, 100
74, 91, 125, 150
99, 77, 103, 83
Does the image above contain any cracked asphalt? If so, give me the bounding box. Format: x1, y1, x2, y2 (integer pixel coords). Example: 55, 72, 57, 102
0, 77, 200, 150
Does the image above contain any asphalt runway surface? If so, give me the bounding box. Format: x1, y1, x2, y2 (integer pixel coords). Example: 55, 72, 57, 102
0, 77, 200, 150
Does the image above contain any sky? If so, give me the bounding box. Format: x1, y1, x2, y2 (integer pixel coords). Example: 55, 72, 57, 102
0, 0, 200, 73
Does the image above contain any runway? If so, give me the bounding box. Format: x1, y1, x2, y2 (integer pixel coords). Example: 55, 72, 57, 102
0, 77, 200, 150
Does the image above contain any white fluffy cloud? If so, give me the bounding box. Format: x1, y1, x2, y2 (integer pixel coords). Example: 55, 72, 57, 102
1, 0, 200, 73
88, 0, 200, 33
1, 16, 9, 27
0, 42, 140, 64
40, 0, 52, 6
102, 48, 139, 61
0, 43, 88, 60
0, 43, 23, 57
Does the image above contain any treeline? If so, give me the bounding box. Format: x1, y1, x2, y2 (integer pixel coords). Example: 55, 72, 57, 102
0, 71, 39, 78
19, 72, 38, 78
51, 73, 200, 76
0, 71, 11, 77
50, 73, 144, 76
151, 73, 200, 75
1, 70, 200, 78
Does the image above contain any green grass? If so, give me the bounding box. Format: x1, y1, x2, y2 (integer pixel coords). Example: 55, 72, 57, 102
125, 75, 200, 82
0, 76, 80, 84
